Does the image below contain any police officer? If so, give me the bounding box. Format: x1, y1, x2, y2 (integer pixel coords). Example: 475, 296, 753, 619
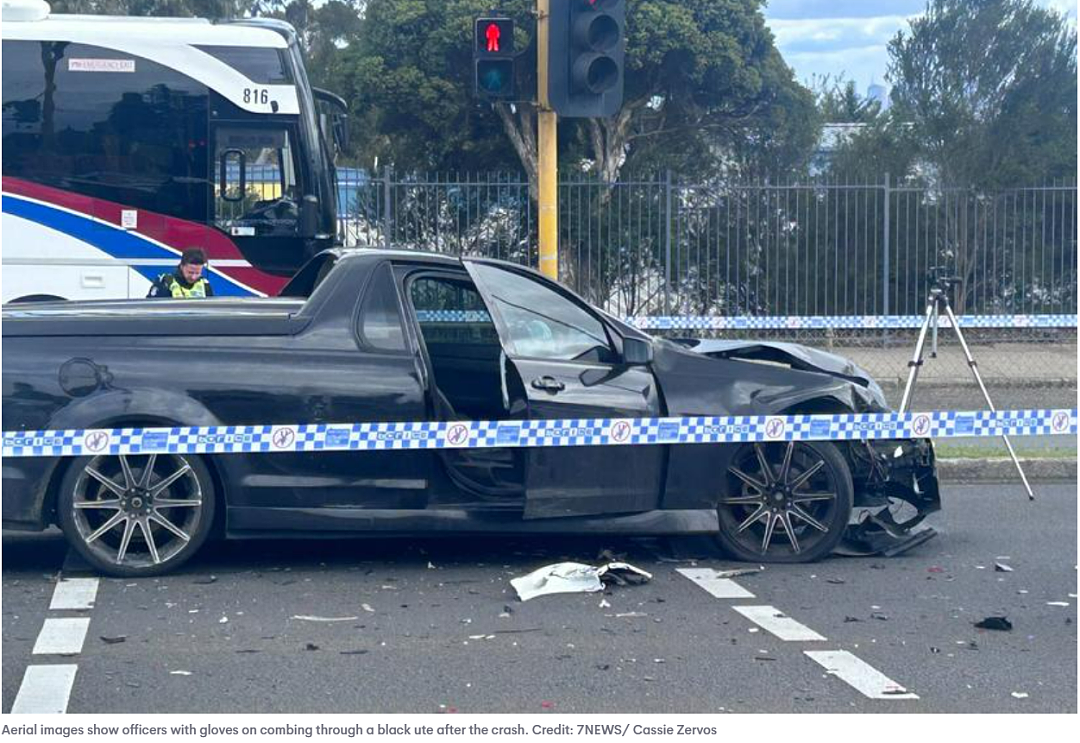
148, 248, 214, 298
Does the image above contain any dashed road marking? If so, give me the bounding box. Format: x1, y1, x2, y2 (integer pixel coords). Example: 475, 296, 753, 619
805, 650, 919, 700
49, 577, 99, 611
675, 567, 756, 599
10, 665, 79, 714
732, 605, 827, 641
32, 617, 91, 656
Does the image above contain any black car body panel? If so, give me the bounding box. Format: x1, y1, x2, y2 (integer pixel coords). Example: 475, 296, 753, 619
3, 249, 939, 559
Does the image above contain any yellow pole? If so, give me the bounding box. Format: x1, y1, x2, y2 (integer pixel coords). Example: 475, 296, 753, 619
537, 0, 558, 280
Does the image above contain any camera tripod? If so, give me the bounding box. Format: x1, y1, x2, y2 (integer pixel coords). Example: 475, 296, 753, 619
899, 269, 1034, 500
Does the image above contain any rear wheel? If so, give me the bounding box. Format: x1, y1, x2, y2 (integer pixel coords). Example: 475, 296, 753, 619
714, 441, 853, 563
57, 453, 215, 577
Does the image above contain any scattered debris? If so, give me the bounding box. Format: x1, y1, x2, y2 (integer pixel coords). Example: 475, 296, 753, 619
100, 635, 127, 644
361, 603, 375, 613
304, 643, 320, 651
340, 650, 369, 655
291, 615, 359, 623
1011, 692, 1029, 699
974, 616, 1013, 631
754, 656, 777, 662
169, 670, 192, 676
614, 612, 647, 618
843, 616, 861, 623
218, 616, 228, 624
510, 562, 652, 602
870, 612, 889, 621
826, 578, 846, 585
1046, 601, 1070, 607
927, 566, 945, 573
427, 562, 437, 569
598, 599, 611, 608
192, 576, 217, 585
994, 563, 1014, 573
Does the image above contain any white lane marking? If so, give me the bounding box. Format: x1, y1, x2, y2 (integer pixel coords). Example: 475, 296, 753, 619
676, 567, 755, 599
49, 578, 99, 611
10, 665, 79, 714
805, 650, 919, 700
32, 617, 91, 656
732, 605, 827, 641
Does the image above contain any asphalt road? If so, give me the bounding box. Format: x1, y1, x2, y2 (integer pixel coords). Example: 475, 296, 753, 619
2, 483, 1076, 714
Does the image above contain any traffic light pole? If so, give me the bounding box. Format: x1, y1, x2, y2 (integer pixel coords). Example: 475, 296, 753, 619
537, 0, 558, 280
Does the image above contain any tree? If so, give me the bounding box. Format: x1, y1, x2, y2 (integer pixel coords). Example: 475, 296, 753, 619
339, 0, 817, 192
812, 74, 882, 124
887, 0, 1077, 189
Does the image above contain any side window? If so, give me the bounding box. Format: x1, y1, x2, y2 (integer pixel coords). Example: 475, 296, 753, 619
469, 264, 614, 362
358, 263, 406, 352
1, 40, 210, 222
409, 275, 500, 347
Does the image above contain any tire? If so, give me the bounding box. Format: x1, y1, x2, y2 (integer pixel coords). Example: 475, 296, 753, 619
713, 441, 853, 563
57, 452, 216, 577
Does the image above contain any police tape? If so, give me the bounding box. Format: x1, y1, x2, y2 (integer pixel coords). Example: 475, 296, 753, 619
411, 311, 1077, 331
626, 314, 1078, 330
2, 409, 1075, 459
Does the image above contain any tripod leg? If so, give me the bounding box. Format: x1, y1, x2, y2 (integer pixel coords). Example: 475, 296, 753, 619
899, 301, 936, 413
941, 303, 1035, 500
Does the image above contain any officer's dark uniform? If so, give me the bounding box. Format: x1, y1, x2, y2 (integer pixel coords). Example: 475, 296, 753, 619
147, 270, 214, 298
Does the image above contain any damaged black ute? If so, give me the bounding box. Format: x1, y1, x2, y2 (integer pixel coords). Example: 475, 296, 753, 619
2, 250, 940, 576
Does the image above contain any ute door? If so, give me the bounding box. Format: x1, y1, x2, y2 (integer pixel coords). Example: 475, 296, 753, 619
464, 261, 664, 519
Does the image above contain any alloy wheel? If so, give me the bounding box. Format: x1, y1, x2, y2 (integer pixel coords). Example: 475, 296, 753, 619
718, 442, 850, 561
69, 454, 205, 570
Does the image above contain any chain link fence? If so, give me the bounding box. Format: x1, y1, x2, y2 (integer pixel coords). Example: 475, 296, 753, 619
336, 169, 1077, 403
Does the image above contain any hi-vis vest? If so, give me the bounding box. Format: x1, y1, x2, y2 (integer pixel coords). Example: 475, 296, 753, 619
160, 275, 210, 298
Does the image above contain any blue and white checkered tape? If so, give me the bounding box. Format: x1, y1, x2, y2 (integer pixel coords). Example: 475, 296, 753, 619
626, 314, 1078, 330
3, 409, 1075, 458
410, 311, 1076, 330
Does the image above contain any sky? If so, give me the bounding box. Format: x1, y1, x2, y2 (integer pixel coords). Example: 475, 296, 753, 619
763, 0, 1078, 96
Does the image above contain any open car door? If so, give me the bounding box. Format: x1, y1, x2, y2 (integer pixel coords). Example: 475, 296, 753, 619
464, 260, 665, 519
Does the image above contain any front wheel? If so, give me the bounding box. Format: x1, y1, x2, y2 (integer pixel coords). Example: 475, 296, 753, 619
57, 453, 216, 577
714, 441, 853, 563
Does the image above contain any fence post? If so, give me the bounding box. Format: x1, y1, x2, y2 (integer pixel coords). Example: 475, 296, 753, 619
883, 172, 891, 317
664, 170, 673, 315
382, 166, 392, 250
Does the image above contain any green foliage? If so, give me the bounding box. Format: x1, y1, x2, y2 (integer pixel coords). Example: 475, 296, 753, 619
812, 75, 882, 124
886, 0, 1077, 187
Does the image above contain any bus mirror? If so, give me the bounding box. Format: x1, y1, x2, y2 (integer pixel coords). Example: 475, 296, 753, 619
219, 148, 246, 203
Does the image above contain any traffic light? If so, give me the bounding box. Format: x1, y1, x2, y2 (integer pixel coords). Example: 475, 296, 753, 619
548, 0, 625, 117
475, 17, 515, 100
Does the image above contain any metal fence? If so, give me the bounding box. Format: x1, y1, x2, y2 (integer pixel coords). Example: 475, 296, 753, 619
337, 170, 1078, 321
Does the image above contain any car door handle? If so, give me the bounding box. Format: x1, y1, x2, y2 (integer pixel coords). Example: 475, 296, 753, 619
531, 376, 565, 393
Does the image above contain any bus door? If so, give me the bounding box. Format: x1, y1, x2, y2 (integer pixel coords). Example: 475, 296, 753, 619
210, 121, 305, 279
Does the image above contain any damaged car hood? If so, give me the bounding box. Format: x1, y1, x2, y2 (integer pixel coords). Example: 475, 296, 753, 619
677, 338, 874, 385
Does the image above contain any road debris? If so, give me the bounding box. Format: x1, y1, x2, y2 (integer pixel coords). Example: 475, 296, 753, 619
1011, 692, 1029, 699
100, 635, 127, 644
291, 615, 360, 622
994, 563, 1014, 572
974, 616, 1013, 631
361, 603, 375, 613
1046, 601, 1070, 607
510, 562, 652, 601
169, 670, 192, 676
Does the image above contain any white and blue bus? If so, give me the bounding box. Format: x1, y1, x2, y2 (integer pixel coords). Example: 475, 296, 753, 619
2, 0, 347, 301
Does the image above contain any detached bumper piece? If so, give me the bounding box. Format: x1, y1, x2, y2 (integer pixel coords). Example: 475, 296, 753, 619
839, 439, 941, 557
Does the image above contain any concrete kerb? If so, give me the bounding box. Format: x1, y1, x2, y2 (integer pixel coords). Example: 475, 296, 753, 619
938, 457, 1077, 483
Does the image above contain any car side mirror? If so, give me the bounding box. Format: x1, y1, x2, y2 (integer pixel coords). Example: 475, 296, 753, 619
623, 337, 653, 366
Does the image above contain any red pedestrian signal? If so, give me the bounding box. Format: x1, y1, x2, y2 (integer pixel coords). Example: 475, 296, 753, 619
486, 22, 501, 52
474, 17, 515, 100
